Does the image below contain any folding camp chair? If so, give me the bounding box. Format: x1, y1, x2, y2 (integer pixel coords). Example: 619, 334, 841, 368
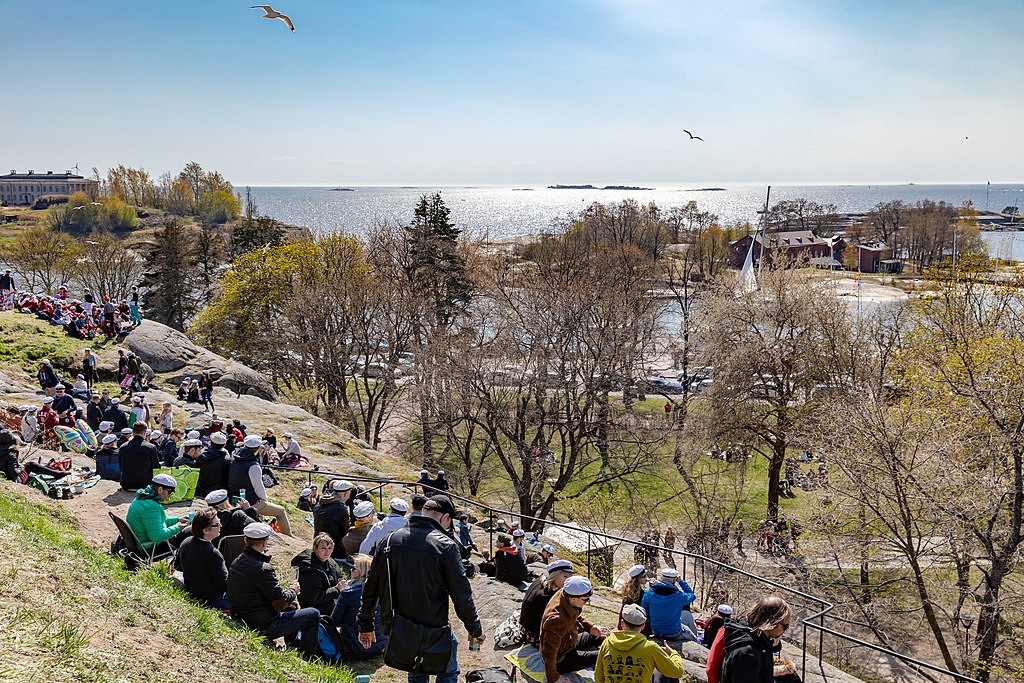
109, 511, 173, 565
217, 534, 246, 568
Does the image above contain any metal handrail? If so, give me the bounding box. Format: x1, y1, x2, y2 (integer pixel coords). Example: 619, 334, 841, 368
270, 465, 979, 683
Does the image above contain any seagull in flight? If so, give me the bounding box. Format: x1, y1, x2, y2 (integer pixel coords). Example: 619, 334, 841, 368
251, 5, 295, 32
683, 130, 704, 141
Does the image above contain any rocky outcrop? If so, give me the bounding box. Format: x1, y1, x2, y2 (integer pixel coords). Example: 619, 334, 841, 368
0, 370, 32, 394
126, 320, 277, 401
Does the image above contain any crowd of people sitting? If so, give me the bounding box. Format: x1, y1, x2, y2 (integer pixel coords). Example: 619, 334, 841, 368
3, 274, 142, 340
783, 452, 829, 494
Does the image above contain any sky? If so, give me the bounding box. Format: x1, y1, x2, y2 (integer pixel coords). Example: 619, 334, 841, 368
3, 0, 1023, 185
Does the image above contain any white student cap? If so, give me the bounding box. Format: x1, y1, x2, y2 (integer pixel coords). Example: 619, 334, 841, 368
389, 497, 410, 513
547, 559, 574, 574
628, 564, 646, 578
205, 489, 229, 505
243, 523, 272, 539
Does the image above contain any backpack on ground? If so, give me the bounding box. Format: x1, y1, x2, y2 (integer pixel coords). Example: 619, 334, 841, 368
493, 613, 525, 648
466, 668, 514, 683
96, 452, 121, 481
315, 616, 345, 662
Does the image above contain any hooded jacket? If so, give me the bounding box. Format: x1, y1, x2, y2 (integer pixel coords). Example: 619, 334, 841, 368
342, 518, 373, 558
290, 548, 344, 615
313, 494, 350, 557
495, 544, 529, 586
594, 630, 684, 683
357, 515, 481, 639
539, 588, 596, 683
720, 622, 774, 683
125, 485, 182, 548
194, 445, 230, 498
640, 580, 696, 636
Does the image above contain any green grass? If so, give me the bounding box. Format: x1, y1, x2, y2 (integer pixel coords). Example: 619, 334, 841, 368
0, 484, 355, 683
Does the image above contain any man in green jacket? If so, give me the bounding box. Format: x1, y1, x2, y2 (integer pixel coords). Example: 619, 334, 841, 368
126, 473, 190, 552
595, 604, 684, 683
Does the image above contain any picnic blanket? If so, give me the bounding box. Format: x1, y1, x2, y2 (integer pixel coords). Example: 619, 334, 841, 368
505, 645, 594, 683
153, 466, 200, 504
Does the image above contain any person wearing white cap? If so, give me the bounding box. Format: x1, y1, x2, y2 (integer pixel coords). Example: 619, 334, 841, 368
86, 392, 104, 432
359, 497, 410, 555
20, 405, 39, 444
194, 431, 230, 498
416, 468, 437, 496
129, 395, 150, 429
125, 473, 191, 554
520, 559, 575, 645
278, 432, 301, 460
71, 374, 90, 400
342, 500, 377, 557
540, 544, 557, 564
173, 439, 204, 468
36, 358, 60, 396
594, 604, 683, 683
619, 565, 650, 632
357, 494, 484, 675
118, 422, 162, 491
539, 575, 605, 683
228, 433, 291, 535
702, 604, 734, 650
204, 488, 260, 536
297, 487, 316, 512
511, 527, 529, 563
103, 396, 128, 433
640, 568, 698, 644
227, 523, 321, 658
313, 479, 355, 559
433, 469, 450, 494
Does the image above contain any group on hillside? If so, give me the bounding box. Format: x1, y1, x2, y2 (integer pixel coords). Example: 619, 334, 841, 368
3, 275, 142, 339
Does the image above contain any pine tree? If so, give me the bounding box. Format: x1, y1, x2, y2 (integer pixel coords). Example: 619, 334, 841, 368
140, 219, 201, 330
406, 193, 472, 328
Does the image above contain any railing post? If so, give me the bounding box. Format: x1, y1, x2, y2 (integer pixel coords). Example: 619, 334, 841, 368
488, 509, 494, 560
802, 621, 808, 682
819, 612, 827, 680
587, 532, 592, 580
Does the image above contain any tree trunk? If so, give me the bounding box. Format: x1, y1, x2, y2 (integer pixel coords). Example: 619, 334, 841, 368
974, 564, 1004, 683
766, 438, 785, 519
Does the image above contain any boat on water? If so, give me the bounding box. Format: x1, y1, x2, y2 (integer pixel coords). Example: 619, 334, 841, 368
327, 187, 355, 192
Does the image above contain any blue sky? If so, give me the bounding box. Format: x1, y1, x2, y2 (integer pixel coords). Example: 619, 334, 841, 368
3, 0, 1022, 185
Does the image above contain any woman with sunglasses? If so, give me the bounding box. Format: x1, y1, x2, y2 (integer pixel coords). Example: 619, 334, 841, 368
539, 576, 607, 683
708, 595, 791, 683
175, 508, 230, 609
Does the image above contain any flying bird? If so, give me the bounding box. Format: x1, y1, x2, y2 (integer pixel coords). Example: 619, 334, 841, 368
683, 130, 704, 141
251, 5, 295, 32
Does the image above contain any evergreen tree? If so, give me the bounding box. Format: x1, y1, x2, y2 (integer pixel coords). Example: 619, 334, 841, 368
231, 187, 285, 256
405, 192, 472, 328
141, 219, 201, 330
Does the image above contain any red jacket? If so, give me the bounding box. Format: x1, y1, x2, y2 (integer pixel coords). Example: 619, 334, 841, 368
706, 627, 725, 683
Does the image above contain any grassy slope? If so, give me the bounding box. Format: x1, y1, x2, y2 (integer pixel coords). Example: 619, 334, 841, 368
0, 482, 353, 683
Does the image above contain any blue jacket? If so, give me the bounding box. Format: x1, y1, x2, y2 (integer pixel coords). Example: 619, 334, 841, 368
641, 580, 696, 636
330, 579, 387, 659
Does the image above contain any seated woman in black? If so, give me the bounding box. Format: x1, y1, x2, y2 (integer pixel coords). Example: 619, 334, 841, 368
494, 534, 529, 590
291, 533, 346, 615
175, 509, 229, 609
331, 553, 387, 658
0, 430, 70, 482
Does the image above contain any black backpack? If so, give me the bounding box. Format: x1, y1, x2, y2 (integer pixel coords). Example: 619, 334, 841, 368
466, 669, 513, 683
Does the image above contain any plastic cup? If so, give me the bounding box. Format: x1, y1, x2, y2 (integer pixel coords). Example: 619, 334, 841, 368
188, 512, 195, 521
357, 676, 371, 683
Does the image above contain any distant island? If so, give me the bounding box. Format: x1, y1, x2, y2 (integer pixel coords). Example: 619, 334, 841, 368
547, 184, 655, 190
327, 187, 355, 192
685, 187, 727, 192
512, 188, 535, 191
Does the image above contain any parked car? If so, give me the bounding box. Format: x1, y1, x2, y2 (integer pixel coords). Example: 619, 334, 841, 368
641, 375, 685, 395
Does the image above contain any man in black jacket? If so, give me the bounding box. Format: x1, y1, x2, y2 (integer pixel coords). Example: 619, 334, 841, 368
358, 495, 484, 683
50, 385, 78, 417
194, 431, 230, 498
118, 423, 161, 491
104, 397, 128, 433
227, 523, 320, 657
314, 479, 354, 559
86, 393, 104, 431
36, 359, 60, 397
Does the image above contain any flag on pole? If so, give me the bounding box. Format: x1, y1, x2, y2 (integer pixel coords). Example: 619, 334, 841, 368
738, 235, 757, 295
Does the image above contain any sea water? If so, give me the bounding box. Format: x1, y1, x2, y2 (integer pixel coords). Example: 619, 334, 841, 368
246, 183, 1024, 259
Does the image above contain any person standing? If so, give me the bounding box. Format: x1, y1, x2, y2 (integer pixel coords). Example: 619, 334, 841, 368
357, 495, 484, 683
82, 348, 98, 390
86, 393, 104, 431
129, 285, 142, 325
199, 370, 215, 413
0, 269, 14, 310
663, 526, 677, 569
